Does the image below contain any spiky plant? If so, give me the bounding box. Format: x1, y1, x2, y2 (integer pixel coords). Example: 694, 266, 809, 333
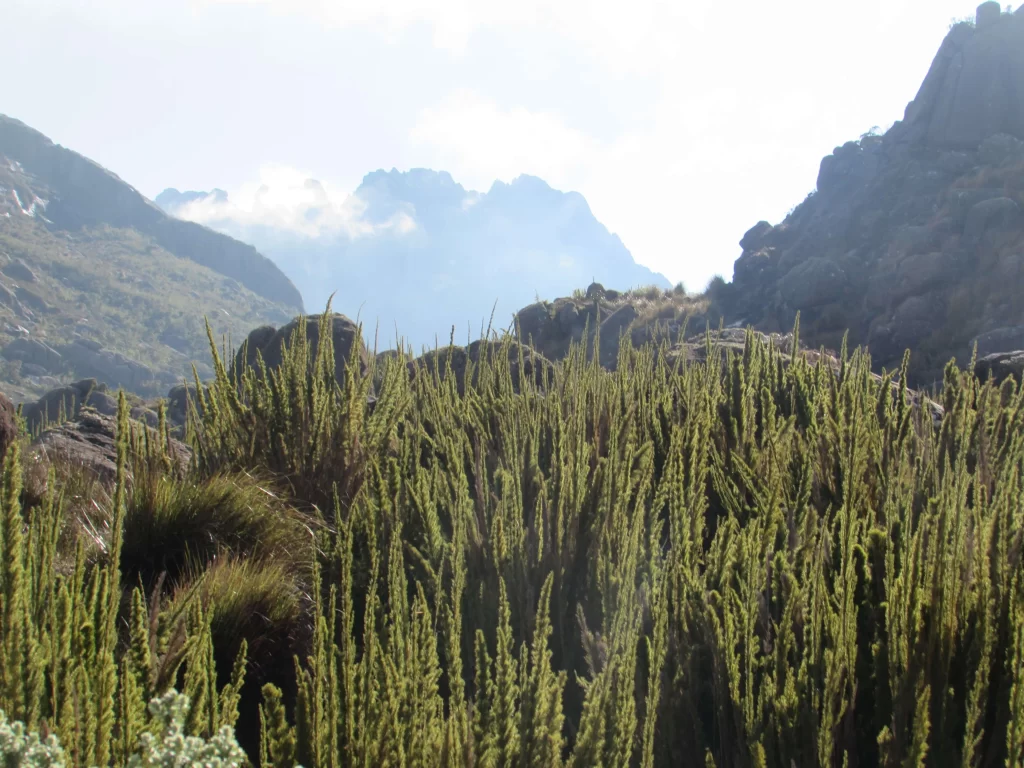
4, 299, 1024, 767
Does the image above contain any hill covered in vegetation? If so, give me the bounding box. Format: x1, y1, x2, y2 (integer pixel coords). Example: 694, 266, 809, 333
0, 313, 1022, 766
0, 116, 303, 402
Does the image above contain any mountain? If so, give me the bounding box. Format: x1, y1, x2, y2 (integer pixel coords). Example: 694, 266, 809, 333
0, 116, 303, 311
720, 2, 1024, 387
156, 169, 671, 353
0, 115, 303, 402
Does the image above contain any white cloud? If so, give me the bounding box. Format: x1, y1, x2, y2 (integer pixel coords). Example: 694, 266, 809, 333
169, 164, 416, 239
409, 90, 602, 191
13, 0, 984, 295
197, 0, 693, 71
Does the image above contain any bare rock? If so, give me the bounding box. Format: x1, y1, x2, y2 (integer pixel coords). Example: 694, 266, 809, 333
976, 1, 1002, 28
0, 283, 24, 315
963, 197, 1023, 246
409, 340, 554, 396
978, 133, 1024, 165
59, 339, 156, 392
971, 325, 1024, 357
31, 409, 191, 486
599, 304, 639, 366
3, 337, 62, 371
15, 286, 49, 314
1, 258, 37, 283
779, 259, 848, 308
974, 350, 1024, 384
235, 313, 367, 384
515, 302, 553, 346
130, 406, 160, 428
740, 221, 773, 252
902, 10, 1024, 148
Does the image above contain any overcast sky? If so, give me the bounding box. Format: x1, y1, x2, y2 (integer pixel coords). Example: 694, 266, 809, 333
6, 0, 994, 291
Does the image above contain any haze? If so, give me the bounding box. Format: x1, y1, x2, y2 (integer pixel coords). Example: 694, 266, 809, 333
7, 0, 982, 292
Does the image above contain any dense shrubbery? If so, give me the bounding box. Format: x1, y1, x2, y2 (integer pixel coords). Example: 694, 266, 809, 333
1, 309, 1023, 766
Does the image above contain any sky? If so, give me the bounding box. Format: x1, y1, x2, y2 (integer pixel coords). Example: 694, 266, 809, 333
5, 0, 998, 293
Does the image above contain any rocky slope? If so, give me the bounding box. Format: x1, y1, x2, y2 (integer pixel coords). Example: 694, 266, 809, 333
0, 117, 302, 402
1, 116, 303, 311
722, 2, 1024, 386
157, 169, 671, 354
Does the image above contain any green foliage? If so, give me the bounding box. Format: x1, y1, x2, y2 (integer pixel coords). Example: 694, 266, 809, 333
119, 469, 315, 589
0, 212, 294, 401
4, 304, 1024, 766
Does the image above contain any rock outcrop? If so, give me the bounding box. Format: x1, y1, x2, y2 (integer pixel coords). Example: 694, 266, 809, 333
511, 282, 714, 369
0, 114, 303, 312
2, 336, 173, 395
974, 350, 1024, 384
57, 339, 162, 393
723, 5, 1024, 386
31, 408, 190, 486
895, 4, 1024, 148
235, 314, 368, 383
20, 378, 120, 433
408, 340, 555, 396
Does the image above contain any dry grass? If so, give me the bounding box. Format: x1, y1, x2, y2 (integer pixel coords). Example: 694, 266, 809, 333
117, 469, 317, 591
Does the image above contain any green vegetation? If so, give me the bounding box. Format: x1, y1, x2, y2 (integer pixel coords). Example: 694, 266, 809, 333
1, 308, 1024, 766
0, 213, 294, 401
0, 690, 251, 766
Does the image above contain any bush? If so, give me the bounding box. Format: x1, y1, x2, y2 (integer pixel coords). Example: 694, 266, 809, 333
0, 691, 254, 768
119, 470, 315, 589
4, 316, 1024, 765
0, 709, 66, 767
127, 690, 249, 768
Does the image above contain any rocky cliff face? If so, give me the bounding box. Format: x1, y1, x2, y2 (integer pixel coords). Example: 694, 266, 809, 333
896, 3, 1024, 149
725, 3, 1024, 386
0, 115, 303, 312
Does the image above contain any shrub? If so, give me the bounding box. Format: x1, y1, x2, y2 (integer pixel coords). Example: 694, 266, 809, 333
119, 470, 315, 590
5, 314, 1024, 766
0, 709, 66, 767
0, 691, 254, 768
127, 690, 249, 767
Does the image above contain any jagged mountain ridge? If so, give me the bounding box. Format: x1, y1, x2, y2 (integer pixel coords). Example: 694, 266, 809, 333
720, 2, 1024, 387
157, 168, 671, 353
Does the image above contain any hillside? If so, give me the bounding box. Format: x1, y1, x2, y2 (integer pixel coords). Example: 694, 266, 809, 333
0, 115, 304, 311
720, 3, 1024, 386
157, 169, 670, 353
0, 122, 302, 402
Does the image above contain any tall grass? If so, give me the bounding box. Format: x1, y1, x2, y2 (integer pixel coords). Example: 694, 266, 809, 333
2, 310, 1023, 766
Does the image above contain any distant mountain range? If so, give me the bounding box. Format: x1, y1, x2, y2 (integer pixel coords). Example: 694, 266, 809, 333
157, 169, 671, 353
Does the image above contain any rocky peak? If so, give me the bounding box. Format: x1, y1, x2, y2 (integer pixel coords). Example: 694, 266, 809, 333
723, 7, 1024, 387
892, 4, 1024, 148
355, 168, 470, 226
155, 187, 229, 209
